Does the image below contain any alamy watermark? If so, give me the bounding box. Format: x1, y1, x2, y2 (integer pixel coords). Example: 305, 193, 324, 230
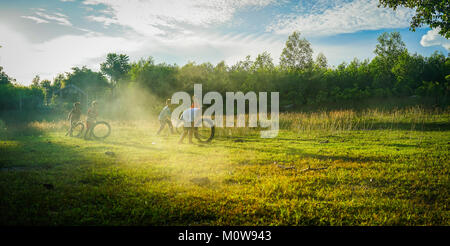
170, 84, 279, 138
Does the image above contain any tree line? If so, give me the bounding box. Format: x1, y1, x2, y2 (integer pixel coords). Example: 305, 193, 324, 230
0, 31, 449, 118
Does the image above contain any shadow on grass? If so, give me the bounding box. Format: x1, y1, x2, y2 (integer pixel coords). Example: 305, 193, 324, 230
0, 124, 217, 225
222, 141, 391, 164
385, 143, 418, 148
0, 124, 93, 225
367, 122, 450, 131
105, 140, 157, 150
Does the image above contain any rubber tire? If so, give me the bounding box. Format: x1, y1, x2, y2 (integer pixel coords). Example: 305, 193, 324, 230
72, 122, 84, 137
91, 121, 111, 140
194, 118, 215, 143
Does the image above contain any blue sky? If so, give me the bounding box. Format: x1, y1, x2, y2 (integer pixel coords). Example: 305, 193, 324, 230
0, 0, 448, 85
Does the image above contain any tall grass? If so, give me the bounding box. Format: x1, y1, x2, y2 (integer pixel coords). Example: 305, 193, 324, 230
0, 120, 46, 139
2, 106, 448, 139
280, 106, 449, 133
212, 106, 450, 137
213, 106, 449, 137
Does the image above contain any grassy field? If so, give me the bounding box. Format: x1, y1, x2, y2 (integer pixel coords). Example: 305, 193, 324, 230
0, 107, 449, 225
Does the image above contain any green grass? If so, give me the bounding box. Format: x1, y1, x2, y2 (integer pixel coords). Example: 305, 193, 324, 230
0, 109, 449, 225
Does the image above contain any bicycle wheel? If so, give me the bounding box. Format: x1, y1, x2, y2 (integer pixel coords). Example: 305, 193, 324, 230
91, 121, 111, 140
194, 118, 215, 143
72, 122, 84, 137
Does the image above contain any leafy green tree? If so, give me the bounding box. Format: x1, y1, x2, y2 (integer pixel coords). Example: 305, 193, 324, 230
52, 74, 64, 91
371, 32, 407, 91
280, 31, 313, 71
374, 32, 407, 65
129, 57, 178, 98
48, 74, 64, 106
392, 51, 425, 95
252, 52, 275, 72
0, 66, 16, 110
416, 80, 447, 106
231, 55, 253, 72
64, 66, 110, 105
378, 0, 449, 38
40, 79, 52, 106
229, 56, 253, 93
100, 53, 131, 89
211, 61, 230, 93
315, 52, 328, 69
31, 75, 40, 88
422, 51, 448, 83
0, 66, 13, 85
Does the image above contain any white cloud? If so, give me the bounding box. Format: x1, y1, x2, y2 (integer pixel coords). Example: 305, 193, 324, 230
420, 28, 450, 50
0, 20, 284, 85
83, 0, 275, 36
86, 15, 119, 26
0, 23, 142, 84
21, 16, 50, 24
143, 32, 285, 66
54, 12, 68, 18
5, 1, 286, 84
267, 0, 414, 36
20, 9, 72, 27
5, 0, 440, 86
35, 11, 72, 26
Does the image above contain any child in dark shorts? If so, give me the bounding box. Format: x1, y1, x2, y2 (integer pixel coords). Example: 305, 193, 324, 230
66, 102, 81, 136
84, 101, 98, 139
157, 99, 174, 135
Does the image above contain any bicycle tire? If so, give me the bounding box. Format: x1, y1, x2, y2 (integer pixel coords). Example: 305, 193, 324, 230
72, 122, 84, 137
194, 118, 215, 143
91, 121, 111, 140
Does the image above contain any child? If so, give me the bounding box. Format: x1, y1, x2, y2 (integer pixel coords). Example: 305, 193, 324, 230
178, 96, 201, 144
84, 101, 98, 139
66, 102, 81, 136
157, 99, 174, 135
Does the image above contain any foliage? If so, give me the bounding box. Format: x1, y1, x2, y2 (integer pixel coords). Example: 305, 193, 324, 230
314, 53, 328, 70
0, 66, 13, 85
0, 83, 44, 111
129, 57, 179, 98
374, 32, 407, 65
0, 31, 448, 115
378, 0, 450, 38
280, 31, 313, 71
100, 53, 131, 88
62, 66, 110, 106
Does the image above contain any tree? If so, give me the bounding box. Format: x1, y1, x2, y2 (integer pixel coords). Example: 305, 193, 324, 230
31, 75, 40, 88
374, 32, 407, 65
100, 53, 131, 89
252, 52, 275, 72
391, 51, 425, 95
378, 0, 449, 38
0, 66, 12, 85
231, 55, 253, 72
40, 79, 52, 106
52, 74, 64, 92
280, 31, 313, 71
64, 66, 110, 104
129, 57, 178, 98
416, 80, 447, 106
315, 52, 328, 69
